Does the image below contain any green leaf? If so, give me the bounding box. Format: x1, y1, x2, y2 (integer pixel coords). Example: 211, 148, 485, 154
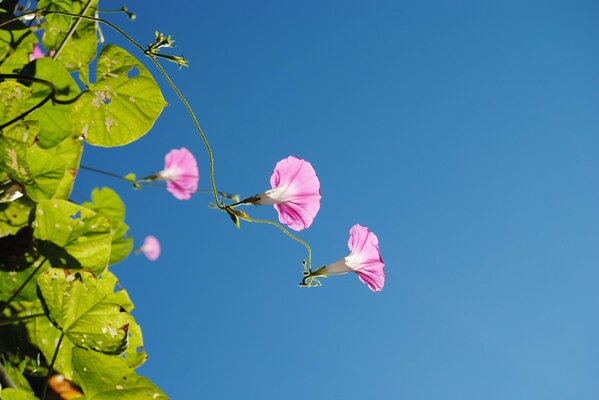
47, 137, 83, 200
37, 269, 130, 355
0, 81, 37, 142
20, 58, 81, 149
0, 258, 46, 303
23, 144, 69, 201
95, 271, 147, 368
82, 187, 133, 265
0, 360, 34, 394
0, 11, 38, 74
0, 388, 38, 400
72, 45, 167, 147
0, 197, 33, 237
0, 103, 81, 201
42, 0, 98, 72
39, 0, 73, 31
33, 200, 111, 274
25, 302, 76, 380
72, 347, 168, 400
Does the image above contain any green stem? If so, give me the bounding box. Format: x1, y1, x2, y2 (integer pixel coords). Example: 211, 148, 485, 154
52, 0, 94, 60
79, 165, 132, 182
0, 313, 45, 327
148, 58, 223, 209
0, 11, 40, 29
0, 258, 48, 316
238, 215, 312, 267
41, 331, 64, 400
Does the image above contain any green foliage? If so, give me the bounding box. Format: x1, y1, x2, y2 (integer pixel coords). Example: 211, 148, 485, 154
82, 187, 133, 265
0, 11, 38, 74
38, 0, 73, 31
26, 301, 77, 379
33, 200, 112, 273
37, 269, 130, 355
0, 81, 37, 142
0, 388, 38, 400
0, 259, 46, 303
42, 0, 98, 71
21, 57, 81, 149
73, 348, 166, 399
73, 45, 167, 147
0, 1, 173, 397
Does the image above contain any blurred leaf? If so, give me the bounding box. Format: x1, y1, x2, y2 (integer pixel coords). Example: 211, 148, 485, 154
0, 360, 34, 393
37, 269, 130, 355
20, 58, 81, 149
0, 388, 38, 400
33, 200, 111, 274
72, 45, 167, 147
72, 347, 167, 399
82, 187, 133, 265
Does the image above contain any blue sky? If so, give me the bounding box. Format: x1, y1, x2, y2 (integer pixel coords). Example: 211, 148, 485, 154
76, 1, 599, 398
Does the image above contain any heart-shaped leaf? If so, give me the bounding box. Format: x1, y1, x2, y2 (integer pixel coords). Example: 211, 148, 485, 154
37, 268, 130, 355
72, 45, 167, 147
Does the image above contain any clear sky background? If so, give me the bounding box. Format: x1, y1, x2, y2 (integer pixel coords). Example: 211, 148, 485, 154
75, 1, 599, 399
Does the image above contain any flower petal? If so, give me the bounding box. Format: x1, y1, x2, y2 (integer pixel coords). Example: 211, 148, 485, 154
142, 236, 161, 261
160, 148, 199, 200
346, 224, 385, 291
266, 156, 321, 231
29, 44, 45, 61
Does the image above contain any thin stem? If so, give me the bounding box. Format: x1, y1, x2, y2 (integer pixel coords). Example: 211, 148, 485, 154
148, 58, 223, 209
238, 215, 312, 267
0, 313, 45, 327
79, 165, 131, 182
0, 258, 48, 316
41, 331, 64, 400
52, 0, 94, 60
0, 11, 40, 29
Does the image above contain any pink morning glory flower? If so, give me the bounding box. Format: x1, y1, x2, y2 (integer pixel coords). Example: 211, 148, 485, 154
320, 224, 385, 291
158, 148, 199, 200
29, 44, 45, 61
139, 235, 161, 261
255, 156, 321, 231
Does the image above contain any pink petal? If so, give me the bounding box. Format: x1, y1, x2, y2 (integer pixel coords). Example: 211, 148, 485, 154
160, 148, 199, 200
356, 265, 385, 292
29, 44, 45, 61
267, 156, 321, 231
346, 224, 385, 291
142, 235, 161, 261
